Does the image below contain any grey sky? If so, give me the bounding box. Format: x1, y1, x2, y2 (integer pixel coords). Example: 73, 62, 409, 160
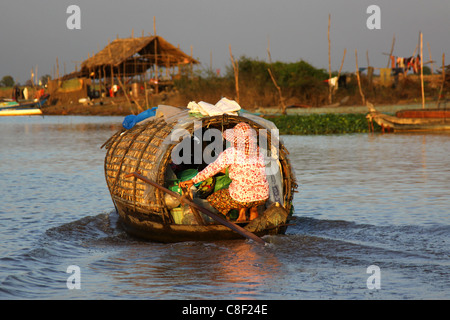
1, 0, 449, 84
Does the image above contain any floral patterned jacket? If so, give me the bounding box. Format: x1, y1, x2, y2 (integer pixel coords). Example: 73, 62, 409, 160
192, 147, 269, 202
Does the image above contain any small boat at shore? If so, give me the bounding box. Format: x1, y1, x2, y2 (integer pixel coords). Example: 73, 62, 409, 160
366, 102, 450, 132
102, 103, 297, 243
0, 94, 49, 116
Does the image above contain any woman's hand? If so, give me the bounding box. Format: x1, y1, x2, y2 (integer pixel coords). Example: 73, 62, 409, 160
179, 179, 194, 190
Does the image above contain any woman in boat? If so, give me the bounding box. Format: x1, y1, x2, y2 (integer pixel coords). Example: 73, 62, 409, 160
180, 122, 269, 222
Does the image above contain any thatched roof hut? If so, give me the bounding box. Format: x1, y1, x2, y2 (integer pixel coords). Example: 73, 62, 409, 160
102, 108, 297, 242
66, 35, 199, 79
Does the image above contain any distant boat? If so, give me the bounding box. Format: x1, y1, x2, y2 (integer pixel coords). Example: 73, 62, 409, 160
0, 94, 49, 116
366, 102, 450, 132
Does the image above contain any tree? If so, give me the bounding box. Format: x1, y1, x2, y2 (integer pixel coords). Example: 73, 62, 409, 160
0, 75, 15, 87
40, 74, 51, 86
422, 65, 432, 75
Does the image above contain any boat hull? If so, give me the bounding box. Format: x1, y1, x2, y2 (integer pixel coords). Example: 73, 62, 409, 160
0, 108, 43, 116
368, 110, 450, 132
396, 109, 450, 119
0, 94, 48, 116
114, 199, 289, 243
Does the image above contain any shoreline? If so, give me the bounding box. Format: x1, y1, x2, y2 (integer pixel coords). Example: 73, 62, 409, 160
41, 99, 444, 117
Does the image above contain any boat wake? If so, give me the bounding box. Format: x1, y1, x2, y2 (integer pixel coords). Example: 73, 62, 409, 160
2, 211, 448, 299
44, 210, 136, 247
44, 211, 449, 264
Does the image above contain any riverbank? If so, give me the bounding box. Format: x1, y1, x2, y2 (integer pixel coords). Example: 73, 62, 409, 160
41, 96, 134, 116
41, 98, 442, 117
41, 100, 382, 134
40, 97, 448, 134
259, 101, 443, 115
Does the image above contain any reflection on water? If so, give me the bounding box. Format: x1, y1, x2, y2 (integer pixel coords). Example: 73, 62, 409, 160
0, 116, 449, 299
86, 240, 283, 299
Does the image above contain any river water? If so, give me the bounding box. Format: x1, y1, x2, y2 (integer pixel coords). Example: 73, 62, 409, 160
0, 116, 448, 300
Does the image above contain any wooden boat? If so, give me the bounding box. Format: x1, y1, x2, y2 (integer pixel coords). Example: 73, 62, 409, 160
102, 108, 297, 243
0, 94, 49, 116
366, 102, 450, 132
0, 100, 19, 108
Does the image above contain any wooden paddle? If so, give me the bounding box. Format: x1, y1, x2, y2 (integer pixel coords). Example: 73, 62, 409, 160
124, 172, 266, 245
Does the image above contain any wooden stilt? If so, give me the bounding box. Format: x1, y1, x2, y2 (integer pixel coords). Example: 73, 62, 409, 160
387, 34, 395, 68
437, 53, 445, 107
154, 16, 159, 94
328, 14, 332, 104
355, 49, 365, 106
420, 32, 425, 109
229, 45, 239, 104
267, 37, 286, 115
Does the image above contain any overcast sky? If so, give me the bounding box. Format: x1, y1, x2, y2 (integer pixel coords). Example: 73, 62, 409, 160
1, 0, 449, 84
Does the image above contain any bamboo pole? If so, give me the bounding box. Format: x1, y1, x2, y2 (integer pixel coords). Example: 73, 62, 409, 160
108, 38, 114, 87
267, 37, 286, 115
123, 46, 126, 94
134, 56, 137, 83
387, 34, 395, 68
427, 42, 434, 74
355, 49, 365, 105
111, 64, 114, 88
99, 64, 103, 99
337, 49, 346, 81
268, 69, 286, 115
229, 45, 239, 104
366, 49, 374, 89
103, 65, 107, 95
145, 81, 149, 108
190, 45, 194, 78
328, 14, 332, 104
420, 32, 425, 109
210, 50, 213, 73
56, 57, 59, 80
436, 53, 445, 107
154, 16, 158, 94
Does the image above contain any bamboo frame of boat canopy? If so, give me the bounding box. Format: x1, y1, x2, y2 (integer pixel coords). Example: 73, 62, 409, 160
103, 113, 297, 226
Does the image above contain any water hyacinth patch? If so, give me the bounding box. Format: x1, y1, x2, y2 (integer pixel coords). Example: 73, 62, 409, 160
269, 113, 381, 135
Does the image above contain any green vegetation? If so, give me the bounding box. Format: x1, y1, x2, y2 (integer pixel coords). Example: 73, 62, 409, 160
0, 75, 15, 87
173, 56, 439, 109
174, 57, 330, 108
236, 56, 328, 91
269, 114, 381, 135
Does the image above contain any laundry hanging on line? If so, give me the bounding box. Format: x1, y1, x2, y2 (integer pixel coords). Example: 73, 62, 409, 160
390, 55, 421, 74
